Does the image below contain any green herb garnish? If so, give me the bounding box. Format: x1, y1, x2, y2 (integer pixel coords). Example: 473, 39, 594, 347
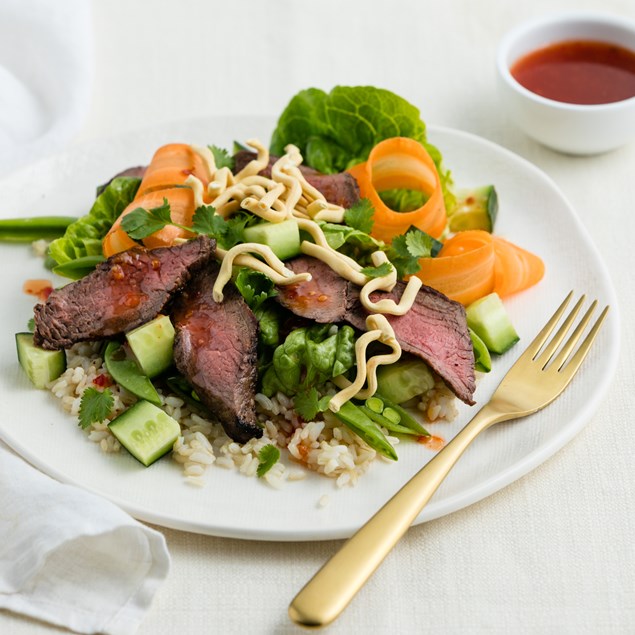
78, 387, 114, 429
257, 444, 281, 477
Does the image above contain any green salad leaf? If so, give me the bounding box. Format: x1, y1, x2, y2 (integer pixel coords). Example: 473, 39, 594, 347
378, 188, 427, 213
360, 262, 394, 279
261, 324, 356, 397
48, 176, 141, 268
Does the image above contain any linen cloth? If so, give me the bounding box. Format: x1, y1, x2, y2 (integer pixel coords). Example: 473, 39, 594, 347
0, 445, 170, 635
0, 0, 93, 175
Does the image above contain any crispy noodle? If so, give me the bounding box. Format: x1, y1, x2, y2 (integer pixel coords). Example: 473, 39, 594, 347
329, 314, 401, 412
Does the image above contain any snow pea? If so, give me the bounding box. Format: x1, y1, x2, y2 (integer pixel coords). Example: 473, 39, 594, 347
0, 216, 76, 242
104, 341, 162, 406
333, 401, 397, 461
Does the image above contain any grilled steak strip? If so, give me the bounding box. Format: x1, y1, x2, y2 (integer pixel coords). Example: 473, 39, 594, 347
345, 286, 476, 405
233, 150, 361, 209
34, 236, 216, 350
276, 256, 476, 405
172, 263, 262, 443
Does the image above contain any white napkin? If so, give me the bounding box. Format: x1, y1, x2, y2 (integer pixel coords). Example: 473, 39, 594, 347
0, 443, 170, 635
0, 0, 93, 176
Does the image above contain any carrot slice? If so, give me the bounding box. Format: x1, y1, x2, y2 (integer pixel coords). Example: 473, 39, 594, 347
414, 230, 545, 304
415, 230, 495, 305
492, 236, 545, 297
136, 143, 212, 199
103, 187, 196, 257
347, 137, 447, 242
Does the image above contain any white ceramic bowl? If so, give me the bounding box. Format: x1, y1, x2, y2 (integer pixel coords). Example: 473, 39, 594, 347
497, 12, 635, 154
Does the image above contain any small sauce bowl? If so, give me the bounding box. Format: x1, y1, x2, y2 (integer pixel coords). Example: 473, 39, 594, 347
497, 12, 635, 154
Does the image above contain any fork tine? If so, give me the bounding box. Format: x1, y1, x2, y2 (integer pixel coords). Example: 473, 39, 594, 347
519, 291, 574, 362
551, 300, 597, 370
534, 294, 585, 368
558, 305, 609, 378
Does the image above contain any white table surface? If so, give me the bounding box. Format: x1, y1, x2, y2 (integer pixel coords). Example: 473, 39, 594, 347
3, 0, 634, 633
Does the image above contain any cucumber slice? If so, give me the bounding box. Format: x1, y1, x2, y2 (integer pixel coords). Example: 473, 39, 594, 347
15, 333, 66, 389
126, 315, 175, 378
108, 400, 180, 466
469, 328, 492, 372
376, 357, 435, 404
243, 219, 301, 260
104, 341, 162, 406
466, 293, 519, 354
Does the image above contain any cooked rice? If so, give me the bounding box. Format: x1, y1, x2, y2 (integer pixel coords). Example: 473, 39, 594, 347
47, 343, 458, 489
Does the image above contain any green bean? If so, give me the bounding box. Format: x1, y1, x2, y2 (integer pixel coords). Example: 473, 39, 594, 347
333, 401, 397, 461
0, 216, 76, 242
374, 391, 430, 436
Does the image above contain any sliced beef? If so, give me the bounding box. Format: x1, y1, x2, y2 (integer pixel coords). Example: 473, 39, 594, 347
172, 263, 261, 442
275, 256, 476, 404
276, 256, 351, 323
34, 236, 216, 350
345, 285, 476, 405
233, 150, 361, 208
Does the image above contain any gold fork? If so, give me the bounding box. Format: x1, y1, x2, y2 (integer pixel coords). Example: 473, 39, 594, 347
289, 291, 609, 628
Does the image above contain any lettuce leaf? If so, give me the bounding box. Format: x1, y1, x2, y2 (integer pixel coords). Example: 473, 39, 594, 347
261, 324, 356, 397
270, 86, 454, 209
48, 176, 141, 267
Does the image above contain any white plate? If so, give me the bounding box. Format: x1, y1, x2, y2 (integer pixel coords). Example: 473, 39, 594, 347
0, 118, 620, 541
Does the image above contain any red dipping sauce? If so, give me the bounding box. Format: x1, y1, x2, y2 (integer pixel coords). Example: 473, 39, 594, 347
510, 39, 635, 104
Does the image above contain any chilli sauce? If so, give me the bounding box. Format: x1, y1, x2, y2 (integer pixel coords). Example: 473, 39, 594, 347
510, 39, 635, 105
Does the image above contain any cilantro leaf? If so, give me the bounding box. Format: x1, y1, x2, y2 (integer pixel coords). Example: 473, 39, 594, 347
387, 227, 443, 279
360, 262, 394, 279
234, 267, 277, 311
256, 444, 280, 477
208, 145, 234, 170
121, 198, 173, 239
294, 387, 331, 422
27, 317, 35, 332
78, 387, 114, 429
344, 198, 374, 234
191, 205, 225, 236
405, 230, 436, 258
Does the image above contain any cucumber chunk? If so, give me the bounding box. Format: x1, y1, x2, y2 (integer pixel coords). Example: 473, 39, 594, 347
108, 400, 180, 466
466, 293, 519, 354
449, 185, 498, 232
126, 315, 175, 378
376, 357, 435, 404
104, 341, 162, 406
15, 333, 66, 389
243, 219, 301, 260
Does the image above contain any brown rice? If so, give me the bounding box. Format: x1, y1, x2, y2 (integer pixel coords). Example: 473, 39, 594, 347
47, 343, 458, 489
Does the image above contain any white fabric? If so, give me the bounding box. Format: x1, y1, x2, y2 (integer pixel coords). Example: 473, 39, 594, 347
0, 444, 170, 635
0, 0, 93, 176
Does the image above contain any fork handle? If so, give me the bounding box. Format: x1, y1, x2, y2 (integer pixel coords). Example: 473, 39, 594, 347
289, 403, 508, 628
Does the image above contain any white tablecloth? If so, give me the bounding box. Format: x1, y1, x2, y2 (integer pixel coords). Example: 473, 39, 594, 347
2, 0, 634, 633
